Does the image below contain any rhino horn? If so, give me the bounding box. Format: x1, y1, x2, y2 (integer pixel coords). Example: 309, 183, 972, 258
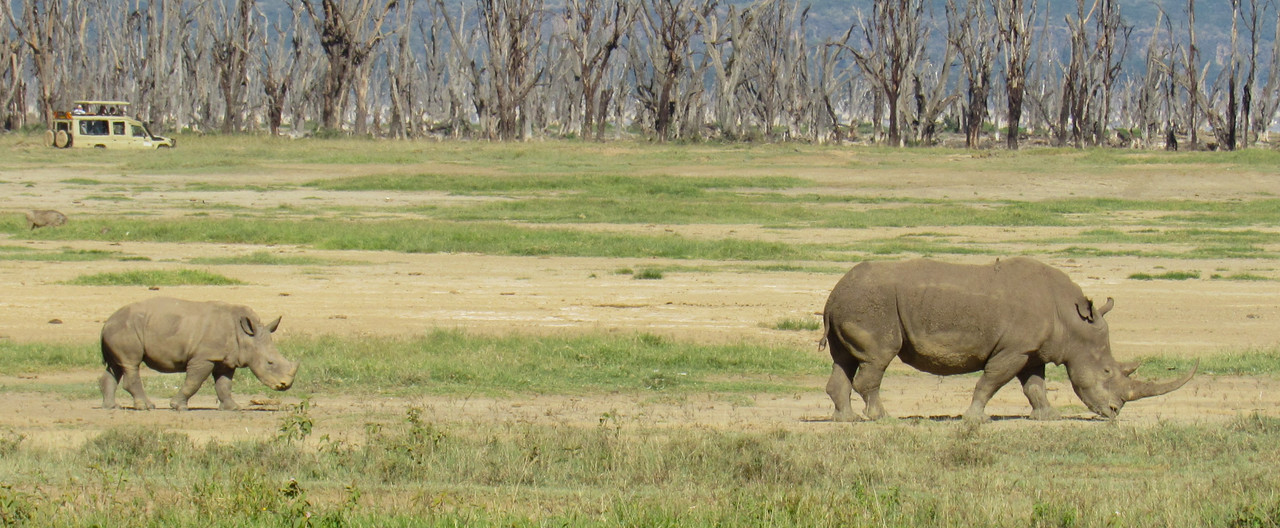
1118, 360, 1140, 376
1122, 360, 1198, 402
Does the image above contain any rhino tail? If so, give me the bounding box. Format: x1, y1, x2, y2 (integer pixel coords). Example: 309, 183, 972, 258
100, 335, 124, 378
818, 311, 831, 351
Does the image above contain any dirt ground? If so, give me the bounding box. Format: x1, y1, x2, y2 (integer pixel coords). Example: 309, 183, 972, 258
2, 162, 1279, 447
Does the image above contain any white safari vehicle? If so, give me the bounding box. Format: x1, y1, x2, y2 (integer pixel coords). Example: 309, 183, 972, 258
45, 100, 175, 149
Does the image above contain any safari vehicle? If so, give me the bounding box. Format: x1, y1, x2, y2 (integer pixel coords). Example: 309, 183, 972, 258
45, 100, 175, 149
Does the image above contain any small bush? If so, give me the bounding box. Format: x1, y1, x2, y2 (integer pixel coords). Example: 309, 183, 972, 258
1128, 271, 1200, 281
770, 317, 821, 331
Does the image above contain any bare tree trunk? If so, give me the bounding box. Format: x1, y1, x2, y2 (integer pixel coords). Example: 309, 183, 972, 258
1136, 9, 1171, 149
633, 0, 716, 141
1253, 2, 1280, 143
564, 0, 636, 141
297, 0, 397, 134
480, 0, 546, 141
843, 0, 926, 147
947, 0, 996, 148
9, 0, 64, 127
0, 0, 25, 130
213, 0, 257, 133
994, 0, 1035, 150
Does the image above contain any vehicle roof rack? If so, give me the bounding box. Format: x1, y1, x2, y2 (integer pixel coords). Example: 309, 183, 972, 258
73, 100, 131, 106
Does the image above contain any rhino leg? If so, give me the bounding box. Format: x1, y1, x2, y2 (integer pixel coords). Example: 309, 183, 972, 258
120, 366, 156, 410
962, 352, 1027, 422
171, 361, 215, 411
100, 366, 123, 409
851, 363, 890, 420
1017, 363, 1060, 421
212, 366, 240, 411
825, 362, 858, 422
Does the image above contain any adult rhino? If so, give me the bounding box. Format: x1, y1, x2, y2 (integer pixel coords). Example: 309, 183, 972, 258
820, 257, 1196, 422
100, 297, 300, 411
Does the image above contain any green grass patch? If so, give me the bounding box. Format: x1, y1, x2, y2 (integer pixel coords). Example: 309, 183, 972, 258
1128, 271, 1201, 281
1137, 347, 1280, 376
769, 317, 822, 331
1211, 272, 1272, 281
188, 251, 358, 266
0, 411, 1278, 526
8, 217, 816, 261
0, 247, 125, 262
63, 269, 244, 286
632, 268, 665, 280
284, 330, 823, 396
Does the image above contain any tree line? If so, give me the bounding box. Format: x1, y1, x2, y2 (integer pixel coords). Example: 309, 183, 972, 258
2, 0, 1279, 150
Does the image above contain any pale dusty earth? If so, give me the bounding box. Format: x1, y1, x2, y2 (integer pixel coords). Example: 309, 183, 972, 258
1, 160, 1279, 447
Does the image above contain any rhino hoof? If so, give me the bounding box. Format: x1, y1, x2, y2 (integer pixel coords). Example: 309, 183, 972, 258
169, 400, 188, 411
1030, 408, 1061, 421
219, 402, 241, 411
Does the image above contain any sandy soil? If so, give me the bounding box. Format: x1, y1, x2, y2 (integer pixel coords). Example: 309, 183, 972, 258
2, 162, 1278, 446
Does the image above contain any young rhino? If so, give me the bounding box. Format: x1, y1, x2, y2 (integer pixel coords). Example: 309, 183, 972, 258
100, 297, 300, 411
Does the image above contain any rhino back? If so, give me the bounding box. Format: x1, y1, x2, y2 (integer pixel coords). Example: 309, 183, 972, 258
827, 258, 1067, 374
101, 298, 242, 373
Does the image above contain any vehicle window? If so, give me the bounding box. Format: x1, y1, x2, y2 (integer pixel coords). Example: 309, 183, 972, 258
56, 122, 70, 132
132, 125, 146, 138
113, 121, 125, 136
80, 119, 109, 136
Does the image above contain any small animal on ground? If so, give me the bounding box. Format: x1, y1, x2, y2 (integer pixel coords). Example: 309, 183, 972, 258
100, 297, 300, 411
25, 209, 67, 229
820, 257, 1196, 422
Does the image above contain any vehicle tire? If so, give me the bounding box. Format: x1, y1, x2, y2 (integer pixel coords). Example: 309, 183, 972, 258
54, 130, 71, 148
44, 130, 54, 147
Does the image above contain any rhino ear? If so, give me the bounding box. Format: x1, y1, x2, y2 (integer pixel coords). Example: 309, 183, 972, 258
1097, 297, 1114, 317
240, 316, 257, 337
266, 316, 282, 334
1075, 298, 1095, 322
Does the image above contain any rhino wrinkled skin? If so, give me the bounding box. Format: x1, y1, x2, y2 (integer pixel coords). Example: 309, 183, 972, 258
821, 257, 1196, 422
100, 297, 300, 411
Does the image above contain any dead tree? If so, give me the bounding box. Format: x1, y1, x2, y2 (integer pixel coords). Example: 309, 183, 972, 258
563, 0, 636, 140
741, 0, 813, 141
479, 0, 545, 141
297, 0, 397, 133
434, 0, 487, 138
698, 2, 759, 139
6, 0, 65, 126
814, 23, 858, 143
947, 0, 997, 148
993, 0, 1035, 149
632, 0, 716, 141
259, 6, 306, 136
385, 0, 418, 138
1253, 1, 1280, 143
842, 0, 926, 147
1134, 9, 1174, 148
0, 0, 25, 130
212, 0, 256, 133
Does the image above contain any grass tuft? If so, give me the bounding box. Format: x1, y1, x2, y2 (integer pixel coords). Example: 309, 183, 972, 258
64, 269, 244, 286
1128, 271, 1201, 281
